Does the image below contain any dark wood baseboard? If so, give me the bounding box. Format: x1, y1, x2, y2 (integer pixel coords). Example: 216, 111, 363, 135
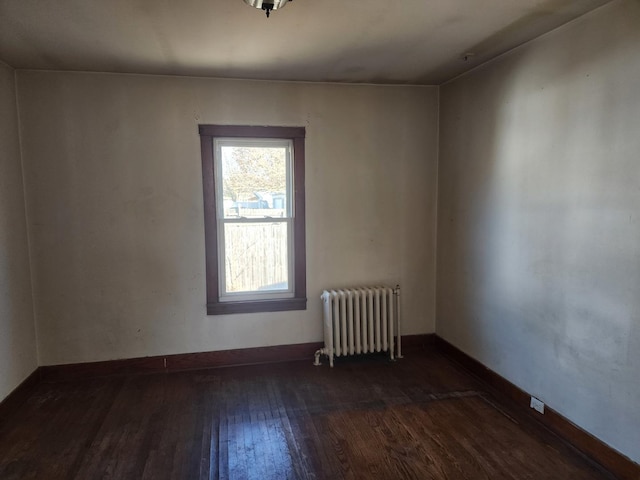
434, 336, 640, 480
39, 341, 324, 382
38, 334, 438, 382
0, 368, 41, 419
399, 333, 436, 351
163, 341, 323, 372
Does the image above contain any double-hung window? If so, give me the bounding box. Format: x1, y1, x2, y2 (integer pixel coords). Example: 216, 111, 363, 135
199, 125, 306, 315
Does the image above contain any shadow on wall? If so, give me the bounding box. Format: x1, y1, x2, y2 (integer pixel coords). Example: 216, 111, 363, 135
437, 1, 640, 461
0, 191, 33, 368
0, 94, 36, 391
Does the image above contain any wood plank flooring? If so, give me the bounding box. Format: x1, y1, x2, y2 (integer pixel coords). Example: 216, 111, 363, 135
0, 351, 615, 479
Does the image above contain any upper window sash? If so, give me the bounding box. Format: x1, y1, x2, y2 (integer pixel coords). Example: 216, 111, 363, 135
213, 137, 294, 221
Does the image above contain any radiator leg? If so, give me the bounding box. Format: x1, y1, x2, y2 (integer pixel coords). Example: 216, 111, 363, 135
314, 348, 331, 366
313, 349, 323, 366
395, 285, 403, 359
316, 348, 334, 368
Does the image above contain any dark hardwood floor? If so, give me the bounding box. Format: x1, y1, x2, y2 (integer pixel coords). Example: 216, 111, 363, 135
0, 350, 614, 479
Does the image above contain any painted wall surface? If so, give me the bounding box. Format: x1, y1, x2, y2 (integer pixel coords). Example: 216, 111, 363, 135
16, 72, 439, 366
0, 62, 37, 401
437, 0, 640, 462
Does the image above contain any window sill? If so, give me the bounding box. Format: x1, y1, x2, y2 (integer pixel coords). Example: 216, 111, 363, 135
207, 297, 307, 315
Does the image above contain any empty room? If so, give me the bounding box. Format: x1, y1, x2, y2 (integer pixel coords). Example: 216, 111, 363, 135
0, 0, 638, 478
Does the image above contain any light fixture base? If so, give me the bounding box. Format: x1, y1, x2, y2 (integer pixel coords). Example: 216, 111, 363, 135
243, 0, 291, 18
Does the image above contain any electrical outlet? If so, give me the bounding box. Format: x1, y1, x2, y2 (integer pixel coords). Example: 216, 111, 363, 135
530, 396, 545, 414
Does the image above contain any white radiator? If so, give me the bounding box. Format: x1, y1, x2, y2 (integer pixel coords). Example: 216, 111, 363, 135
314, 285, 402, 367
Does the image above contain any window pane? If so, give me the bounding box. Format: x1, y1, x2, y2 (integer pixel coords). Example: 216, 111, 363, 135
223, 222, 289, 293
220, 145, 289, 219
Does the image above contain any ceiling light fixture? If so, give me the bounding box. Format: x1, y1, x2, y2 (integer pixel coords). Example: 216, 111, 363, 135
243, 0, 291, 18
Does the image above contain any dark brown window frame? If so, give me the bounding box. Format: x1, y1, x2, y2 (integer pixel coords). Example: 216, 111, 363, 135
199, 125, 307, 315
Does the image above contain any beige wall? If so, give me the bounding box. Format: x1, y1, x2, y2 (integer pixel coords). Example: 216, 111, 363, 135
0, 62, 38, 401
16, 72, 439, 366
437, 0, 640, 462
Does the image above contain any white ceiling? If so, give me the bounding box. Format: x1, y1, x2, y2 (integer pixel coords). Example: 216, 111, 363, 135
0, 0, 611, 85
